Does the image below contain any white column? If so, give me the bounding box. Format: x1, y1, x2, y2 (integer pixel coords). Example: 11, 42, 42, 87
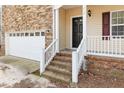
5, 33, 9, 55
52, 7, 55, 40
0, 6, 2, 46
55, 8, 59, 52
0, 6, 2, 32
40, 48, 45, 74
72, 51, 78, 83
83, 5, 87, 71
83, 5, 87, 40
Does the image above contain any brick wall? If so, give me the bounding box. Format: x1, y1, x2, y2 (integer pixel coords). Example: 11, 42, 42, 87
2, 5, 53, 49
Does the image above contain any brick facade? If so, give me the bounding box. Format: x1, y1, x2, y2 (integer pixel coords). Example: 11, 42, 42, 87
2, 5, 53, 49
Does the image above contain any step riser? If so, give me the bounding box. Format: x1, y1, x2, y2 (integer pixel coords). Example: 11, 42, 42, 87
42, 70, 71, 83
56, 53, 72, 57
51, 61, 72, 66
46, 67, 72, 76
53, 57, 72, 62
42, 52, 72, 83
50, 62, 72, 69
42, 74, 71, 83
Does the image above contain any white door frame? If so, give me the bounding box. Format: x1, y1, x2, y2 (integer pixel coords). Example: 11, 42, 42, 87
70, 15, 83, 49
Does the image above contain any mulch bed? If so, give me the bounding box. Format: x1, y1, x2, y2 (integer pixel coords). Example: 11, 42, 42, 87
52, 71, 124, 88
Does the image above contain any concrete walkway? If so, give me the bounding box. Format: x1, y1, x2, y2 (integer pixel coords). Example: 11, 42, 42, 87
0, 55, 40, 74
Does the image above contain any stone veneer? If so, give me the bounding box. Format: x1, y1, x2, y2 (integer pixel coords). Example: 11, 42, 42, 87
2, 5, 53, 51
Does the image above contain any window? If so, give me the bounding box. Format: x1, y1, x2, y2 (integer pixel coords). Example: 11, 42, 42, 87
111, 11, 124, 36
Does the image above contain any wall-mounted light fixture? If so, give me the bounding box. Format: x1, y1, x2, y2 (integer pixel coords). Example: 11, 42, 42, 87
88, 9, 92, 17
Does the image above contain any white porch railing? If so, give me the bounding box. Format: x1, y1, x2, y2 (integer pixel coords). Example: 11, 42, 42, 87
40, 39, 57, 73
87, 36, 124, 57
72, 38, 86, 83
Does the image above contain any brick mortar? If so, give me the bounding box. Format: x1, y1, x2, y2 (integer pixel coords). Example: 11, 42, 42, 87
2, 5, 53, 48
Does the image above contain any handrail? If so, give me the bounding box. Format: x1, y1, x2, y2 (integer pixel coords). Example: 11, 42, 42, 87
77, 38, 85, 53
40, 39, 57, 74
45, 39, 57, 52
72, 38, 86, 83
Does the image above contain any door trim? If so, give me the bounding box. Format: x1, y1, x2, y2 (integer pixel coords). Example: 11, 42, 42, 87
70, 15, 83, 49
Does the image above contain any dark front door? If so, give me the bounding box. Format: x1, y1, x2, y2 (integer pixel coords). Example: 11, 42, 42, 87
72, 17, 83, 48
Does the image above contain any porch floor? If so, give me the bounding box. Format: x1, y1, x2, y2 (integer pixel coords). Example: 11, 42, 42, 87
0, 55, 40, 73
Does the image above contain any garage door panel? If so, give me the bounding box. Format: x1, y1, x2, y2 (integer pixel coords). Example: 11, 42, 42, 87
7, 32, 45, 61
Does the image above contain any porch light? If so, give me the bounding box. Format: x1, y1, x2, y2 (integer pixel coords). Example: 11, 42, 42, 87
88, 9, 91, 17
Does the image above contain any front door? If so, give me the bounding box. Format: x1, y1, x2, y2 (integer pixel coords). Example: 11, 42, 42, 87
72, 17, 83, 48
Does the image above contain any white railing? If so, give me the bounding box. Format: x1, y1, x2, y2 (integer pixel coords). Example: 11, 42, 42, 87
87, 36, 124, 57
72, 38, 86, 83
40, 39, 57, 74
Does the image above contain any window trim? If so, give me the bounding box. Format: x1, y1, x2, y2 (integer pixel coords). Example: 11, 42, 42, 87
110, 10, 124, 37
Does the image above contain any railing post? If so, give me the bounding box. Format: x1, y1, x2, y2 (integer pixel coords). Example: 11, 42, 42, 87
72, 51, 78, 83
5, 32, 9, 55
40, 48, 45, 74
83, 5, 87, 71
55, 8, 59, 53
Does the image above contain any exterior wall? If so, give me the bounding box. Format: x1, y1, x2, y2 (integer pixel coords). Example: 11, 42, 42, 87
59, 6, 82, 49
2, 5, 53, 48
87, 5, 124, 36
65, 6, 82, 49
59, 8, 66, 50
0, 7, 1, 31
0, 7, 4, 56
87, 5, 124, 54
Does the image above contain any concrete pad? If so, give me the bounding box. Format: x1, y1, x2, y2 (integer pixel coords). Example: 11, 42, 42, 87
0, 55, 40, 74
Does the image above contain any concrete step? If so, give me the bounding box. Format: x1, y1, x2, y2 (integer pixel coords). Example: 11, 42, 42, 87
56, 52, 72, 57
50, 61, 72, 68
53, 56, 72, 62
42, 51, 72, 83
49, 62, 71, 71
42, 70, 71, 83
46, 65, 72, 75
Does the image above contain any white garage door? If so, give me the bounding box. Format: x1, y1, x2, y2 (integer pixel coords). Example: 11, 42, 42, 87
5, 31, 45, 61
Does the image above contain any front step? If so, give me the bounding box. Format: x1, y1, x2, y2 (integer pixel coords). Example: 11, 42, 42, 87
54, 56, 72, 62
56, 51, 72, 57
42, 51, 72, 83
42, 70, 71, 83
46, 65, 71, 75
50, 61, 72, 68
